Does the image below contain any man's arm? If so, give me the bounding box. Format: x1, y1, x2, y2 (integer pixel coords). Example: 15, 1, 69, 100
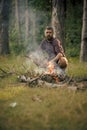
55, 39, 65, 57
49, 53, 63, 63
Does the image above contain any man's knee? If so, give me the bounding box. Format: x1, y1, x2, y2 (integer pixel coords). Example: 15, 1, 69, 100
58, 57, 68, 69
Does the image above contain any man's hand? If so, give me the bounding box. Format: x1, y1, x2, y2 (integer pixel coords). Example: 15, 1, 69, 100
50, 53, 63, 63
49, 53, 68, 69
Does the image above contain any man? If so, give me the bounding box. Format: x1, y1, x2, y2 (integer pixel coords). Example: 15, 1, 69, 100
40, 26, 68, 71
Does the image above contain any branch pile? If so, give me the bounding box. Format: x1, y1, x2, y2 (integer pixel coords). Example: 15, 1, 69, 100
18, 73, 87, 91
0, 64, 87, 91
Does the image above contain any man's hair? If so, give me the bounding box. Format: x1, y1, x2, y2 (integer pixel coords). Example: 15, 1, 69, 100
45, 26, 54, 32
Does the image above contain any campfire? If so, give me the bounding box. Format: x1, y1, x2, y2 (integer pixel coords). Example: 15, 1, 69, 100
18, 58, 66, 88
0, 55, 87, 90
17, 54, 74, 87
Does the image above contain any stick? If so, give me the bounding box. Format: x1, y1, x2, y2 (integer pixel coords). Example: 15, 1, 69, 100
29, 73, 44, 83
0, 68, 7, 73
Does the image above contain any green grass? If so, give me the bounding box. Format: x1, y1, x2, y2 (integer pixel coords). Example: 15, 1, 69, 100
0, 87, 87, 130
67, 57, 87, 78
0, 55, 87, 130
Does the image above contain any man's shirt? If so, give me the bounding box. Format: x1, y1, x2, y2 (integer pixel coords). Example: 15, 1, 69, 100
40, 37, 65, 61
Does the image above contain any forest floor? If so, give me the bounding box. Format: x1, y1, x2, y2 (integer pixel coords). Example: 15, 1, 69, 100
0, 55, 87, 130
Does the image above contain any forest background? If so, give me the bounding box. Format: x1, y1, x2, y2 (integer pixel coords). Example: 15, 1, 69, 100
0, 0, 84, 59
0, 1, 87, 130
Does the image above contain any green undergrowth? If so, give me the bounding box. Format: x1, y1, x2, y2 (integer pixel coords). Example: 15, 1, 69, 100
0, 55, 87, 130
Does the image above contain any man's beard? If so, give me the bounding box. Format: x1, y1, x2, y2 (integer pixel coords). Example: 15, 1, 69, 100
46, 36, 53, 40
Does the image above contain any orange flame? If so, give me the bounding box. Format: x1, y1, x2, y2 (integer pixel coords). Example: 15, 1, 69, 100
46, 62, 59, 83
47, 62, 55, 74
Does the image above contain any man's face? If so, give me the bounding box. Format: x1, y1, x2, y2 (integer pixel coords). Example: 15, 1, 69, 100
44, 29, 53, 40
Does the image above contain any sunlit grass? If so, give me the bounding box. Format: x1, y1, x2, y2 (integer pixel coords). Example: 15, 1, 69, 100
0, 86, 26, 100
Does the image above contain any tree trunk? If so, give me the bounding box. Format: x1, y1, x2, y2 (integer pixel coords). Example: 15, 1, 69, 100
52, 0, 66, 50
25, 0, 29, 44
15, 0, 21, 44
80, 0, 87, 62
0, 0, 10, 54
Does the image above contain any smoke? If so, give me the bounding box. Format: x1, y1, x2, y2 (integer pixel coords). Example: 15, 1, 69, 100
23, 6, 51, 73
9, 1, 51, 73
26, 7, 51, 53
24, 7, 49, 73
26, 8, 39, 52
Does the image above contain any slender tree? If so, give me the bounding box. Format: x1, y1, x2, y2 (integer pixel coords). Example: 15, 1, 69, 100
25, 0, 29, 44
52, 0, 66, 49
80, 0, 87, 62
0, 0, 11, 54
15, 0, 21, 44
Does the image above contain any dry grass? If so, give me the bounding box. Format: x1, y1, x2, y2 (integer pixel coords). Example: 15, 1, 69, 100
0, 55, 87, 130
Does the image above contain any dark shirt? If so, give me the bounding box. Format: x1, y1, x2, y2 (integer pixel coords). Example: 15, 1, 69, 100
40, 37, 65, 61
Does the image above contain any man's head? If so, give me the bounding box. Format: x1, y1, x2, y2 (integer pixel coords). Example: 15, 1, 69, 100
44, 26, 54, 40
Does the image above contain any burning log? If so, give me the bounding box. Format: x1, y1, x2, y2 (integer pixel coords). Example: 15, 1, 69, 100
17, 72, 87, 91
41, 73, 60, 83
18, 72, 66, 88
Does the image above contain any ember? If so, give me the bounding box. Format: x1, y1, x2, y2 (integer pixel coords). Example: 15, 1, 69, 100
53, 74, 59, 83
41, 74, 58, 83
